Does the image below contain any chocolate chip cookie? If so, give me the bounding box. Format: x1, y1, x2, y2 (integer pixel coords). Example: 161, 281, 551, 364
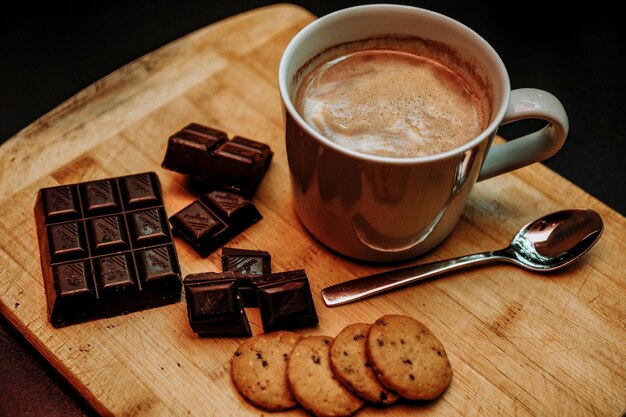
231, 331, 302, 411
329, 323, 399, 404
288, 335, 364, 417
366, 314, 453, 400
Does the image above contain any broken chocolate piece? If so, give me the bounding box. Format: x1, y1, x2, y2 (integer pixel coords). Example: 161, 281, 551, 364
252, 269, 318, 332
183, 272, 251, 337
169, 191, 262, 257
161, 123, 273, 196
221, 247, 271, 307
221, 247, 271, 275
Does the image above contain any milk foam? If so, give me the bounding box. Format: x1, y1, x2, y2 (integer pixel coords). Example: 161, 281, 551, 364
295, 49, 489, 158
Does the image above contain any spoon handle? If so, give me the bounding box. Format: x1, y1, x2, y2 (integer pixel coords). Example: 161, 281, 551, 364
321, 250, 508, 306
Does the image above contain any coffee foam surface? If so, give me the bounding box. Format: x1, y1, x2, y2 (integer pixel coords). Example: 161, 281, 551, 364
295, 42, 490, 158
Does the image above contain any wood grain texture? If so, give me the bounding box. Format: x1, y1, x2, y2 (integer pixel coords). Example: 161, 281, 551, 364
0, 4, 624, 416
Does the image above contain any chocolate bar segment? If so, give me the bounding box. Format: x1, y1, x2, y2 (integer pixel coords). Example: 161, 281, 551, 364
183, 273, 251, 337
81, 179, 120, 216
169, 191, 262, 258
120, 172, 162, 209
221, 247, 271, 307
88, 215, 130, 255
47, 222, 88, 263
253, 269, 318, 332
161, 125, 227, 179
161, 123, 273, 196
222, 247, 271, 275
41, 185, 81, 224
128, 208, 170, 247
34, 172, 182, 328
54, 261, 95, 298
136, 246, 180, 283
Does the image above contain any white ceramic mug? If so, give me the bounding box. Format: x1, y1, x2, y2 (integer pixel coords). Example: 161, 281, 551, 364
278, 4, 568, 262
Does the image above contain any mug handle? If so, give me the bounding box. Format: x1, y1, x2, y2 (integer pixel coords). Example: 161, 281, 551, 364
477, 88, 569, 181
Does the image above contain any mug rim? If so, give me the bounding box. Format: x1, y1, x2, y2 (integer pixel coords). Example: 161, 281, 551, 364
278, 4, 511, 165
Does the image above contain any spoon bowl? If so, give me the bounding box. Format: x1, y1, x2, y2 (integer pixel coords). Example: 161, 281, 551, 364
322, 209, 604, 307
503, 209, 604, 271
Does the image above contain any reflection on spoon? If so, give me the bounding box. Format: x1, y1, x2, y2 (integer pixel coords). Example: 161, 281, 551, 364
323, 209, 603, 307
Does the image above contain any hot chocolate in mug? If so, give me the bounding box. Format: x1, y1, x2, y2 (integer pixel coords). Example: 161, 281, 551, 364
278, 4, 568, 262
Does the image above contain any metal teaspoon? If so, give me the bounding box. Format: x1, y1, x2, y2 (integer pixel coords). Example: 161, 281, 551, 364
322, 209, 603, 307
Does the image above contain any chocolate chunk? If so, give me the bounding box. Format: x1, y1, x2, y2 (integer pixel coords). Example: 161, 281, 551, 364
183, 273, 251, 337
169, 191, 261, 257
80, 179, 120, 215
88, 215, 130, 255
47, 222, 88, 263
120, 172, 162, 209
161, 123, 273, 196
41, 185, 81, 223
34, 172, 182, 328
252, 269, 318, 332
221, 247, 271, 307
222, 247, 271, 275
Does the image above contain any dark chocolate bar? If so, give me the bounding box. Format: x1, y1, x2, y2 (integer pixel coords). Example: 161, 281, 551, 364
161, 123, 273, 196
252, 270, 318, 332
169, 191, 262, 257
34, 172, 182, 328
183, 272, 251, 337
221, 247, 271, 307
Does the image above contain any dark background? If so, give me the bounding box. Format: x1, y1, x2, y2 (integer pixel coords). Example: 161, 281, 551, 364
1, 1, 624, 415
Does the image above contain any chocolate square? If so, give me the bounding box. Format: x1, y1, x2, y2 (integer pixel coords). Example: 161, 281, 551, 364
50, 260, 99, 324
136, 246, 180, 284
128, 208, 170, 247
47, 222, 88, 263
253, 269, 318, 332
81, 179, 120, 215
95, 253, 137, 292
88, 215, 130, 255
120, 172, 161, 209
183, 273, 251, 337
161, 124, 228, 175
41, 185, 81, 224
53, 260, 96, 299
169, 190, 261, 257
221, 247, 271, 307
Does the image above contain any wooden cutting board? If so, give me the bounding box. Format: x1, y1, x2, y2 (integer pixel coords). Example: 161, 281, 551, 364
0, 4, 624, 416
